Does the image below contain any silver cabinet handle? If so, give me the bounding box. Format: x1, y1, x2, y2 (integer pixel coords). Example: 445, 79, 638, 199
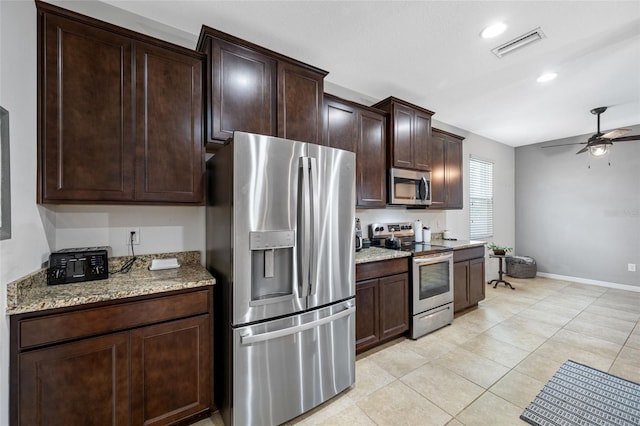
241, 305, 355, 345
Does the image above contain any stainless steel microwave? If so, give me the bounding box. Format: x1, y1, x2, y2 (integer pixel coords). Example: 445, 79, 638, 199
388, 168, 431, 206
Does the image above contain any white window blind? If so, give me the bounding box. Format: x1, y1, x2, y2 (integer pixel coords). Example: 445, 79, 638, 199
469, 157, 493, 239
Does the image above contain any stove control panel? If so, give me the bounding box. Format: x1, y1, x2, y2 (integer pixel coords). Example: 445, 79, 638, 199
369, 222, 416, 238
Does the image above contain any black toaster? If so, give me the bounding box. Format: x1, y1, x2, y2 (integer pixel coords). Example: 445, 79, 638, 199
47, 247, 110, 285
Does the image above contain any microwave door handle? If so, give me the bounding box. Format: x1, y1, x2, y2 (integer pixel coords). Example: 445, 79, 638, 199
308, 157, 319, 296
298, 157, 311, 297
419, 176, 428, 201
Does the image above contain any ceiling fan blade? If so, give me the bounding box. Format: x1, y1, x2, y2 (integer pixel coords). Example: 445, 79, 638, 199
542, 142, 587, 148
611, 135, 640, 142
602, 129, 631, 139
576, 145, 589, 155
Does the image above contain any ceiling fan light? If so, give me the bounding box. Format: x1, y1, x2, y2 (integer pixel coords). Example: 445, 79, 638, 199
589, 144, 610, 157
481, 22, 507, 39
536, 72, 558, 83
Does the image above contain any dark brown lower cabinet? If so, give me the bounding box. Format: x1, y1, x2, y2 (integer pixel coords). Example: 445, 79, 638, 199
355, 258, 409, 353
355, 278, 379, 351
131, 315, 211, 426
453, 246, 486, 312
11, 288, 213, 426
19, 332, 130, 426
379, 274, 409, 340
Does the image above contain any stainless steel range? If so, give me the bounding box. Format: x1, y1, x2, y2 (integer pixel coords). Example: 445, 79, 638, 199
370, 222, 454, 339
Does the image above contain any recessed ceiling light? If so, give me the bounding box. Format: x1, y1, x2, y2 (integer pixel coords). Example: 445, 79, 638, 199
481, 22, 507, 39
536, 72, 558, 83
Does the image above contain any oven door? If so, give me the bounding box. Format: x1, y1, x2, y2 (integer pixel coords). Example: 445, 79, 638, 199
412, 252, 453, 314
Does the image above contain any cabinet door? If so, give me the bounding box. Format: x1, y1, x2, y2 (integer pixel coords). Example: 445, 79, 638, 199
131, 315, 211, 426
392, 104, 414, 169
468, 257, 486, 306
323, 97, 357, 152
355, 279, 380, 353
277, 62, 324, 144
453, 261, 470, 312
379, 273, 409, 340
429, 132, 446, 208
209, 38, 276, 143
357, 110, 387, 207
445, 136, 463, 209
19, 332, 129, 425
41, 14, 135, 202
413, 111, 432, 171
135, 43, 204, 203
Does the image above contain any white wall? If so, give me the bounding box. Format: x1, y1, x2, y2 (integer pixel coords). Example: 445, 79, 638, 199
515, 125, 640, 288
0, 3, 206, 423
1, 3, 48, 423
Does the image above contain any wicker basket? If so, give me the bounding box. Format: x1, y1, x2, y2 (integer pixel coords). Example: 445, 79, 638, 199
505, 256, 537, 278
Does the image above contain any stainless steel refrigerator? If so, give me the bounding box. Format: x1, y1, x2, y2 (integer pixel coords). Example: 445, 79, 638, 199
206, 132, 356, 426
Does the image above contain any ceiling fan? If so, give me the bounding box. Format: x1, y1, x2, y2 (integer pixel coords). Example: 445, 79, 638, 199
543, 107, 640, 156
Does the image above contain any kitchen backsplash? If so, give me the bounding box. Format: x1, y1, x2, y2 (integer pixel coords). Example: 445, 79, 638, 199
356, 208, 447, 240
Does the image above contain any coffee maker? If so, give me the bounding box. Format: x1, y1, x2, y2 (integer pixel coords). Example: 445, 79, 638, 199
355, 218, 363, 252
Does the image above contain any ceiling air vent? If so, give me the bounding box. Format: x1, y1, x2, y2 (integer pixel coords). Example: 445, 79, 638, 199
491, 27, 545, 58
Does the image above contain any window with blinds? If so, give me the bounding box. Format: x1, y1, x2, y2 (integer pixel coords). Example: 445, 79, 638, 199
469, 157, 493, 239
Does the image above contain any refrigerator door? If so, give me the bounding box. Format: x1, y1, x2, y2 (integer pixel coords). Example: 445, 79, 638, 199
232, 132, 307, 325
232, 301, 355, 426
306, 143, 356, 308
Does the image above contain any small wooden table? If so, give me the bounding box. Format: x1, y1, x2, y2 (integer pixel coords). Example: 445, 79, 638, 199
488, 254, 515, 290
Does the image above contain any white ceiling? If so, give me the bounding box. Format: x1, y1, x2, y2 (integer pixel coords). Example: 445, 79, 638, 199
96, 0, 640, 147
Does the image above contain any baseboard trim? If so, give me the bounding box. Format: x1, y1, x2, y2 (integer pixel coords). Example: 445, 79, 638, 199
536, 272, 640, 293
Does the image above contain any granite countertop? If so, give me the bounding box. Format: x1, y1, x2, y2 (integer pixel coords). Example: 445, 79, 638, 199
432, 239, 486, 250
355, 240, 486, 265
6, 251, 215, 316
355, 247, 412, 264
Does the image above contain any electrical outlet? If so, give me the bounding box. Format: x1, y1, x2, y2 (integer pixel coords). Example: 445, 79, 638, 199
127, 227, 140, 245
629, 263, 636, 272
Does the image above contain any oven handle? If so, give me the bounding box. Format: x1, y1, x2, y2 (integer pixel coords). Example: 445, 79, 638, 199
413, 252, 453, 264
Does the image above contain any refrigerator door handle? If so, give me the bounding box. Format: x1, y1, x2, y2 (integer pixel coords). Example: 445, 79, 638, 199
308, 157, 319, 295
240, 304, 355, 345
298, 157, 311, 297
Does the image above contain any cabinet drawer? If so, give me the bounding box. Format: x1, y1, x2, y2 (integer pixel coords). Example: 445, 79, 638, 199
453, 246, 485, 263
356, 258, 409, 281
19, 289, 210, 349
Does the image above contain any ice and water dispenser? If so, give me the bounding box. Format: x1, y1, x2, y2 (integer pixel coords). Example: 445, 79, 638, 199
249, 230, 296, 303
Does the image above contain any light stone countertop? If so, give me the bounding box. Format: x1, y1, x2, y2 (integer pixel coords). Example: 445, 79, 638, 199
6, 251, 215, 316
355, 240, 486, 265
355, 247, 412, 264
431, 239, 487, 250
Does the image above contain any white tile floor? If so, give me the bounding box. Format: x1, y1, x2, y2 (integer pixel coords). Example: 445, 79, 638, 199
195, 276, 640, 426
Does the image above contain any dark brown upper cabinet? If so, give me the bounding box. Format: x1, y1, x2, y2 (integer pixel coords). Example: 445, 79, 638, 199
197, 26, 327, 150
207, 38, 277, 141
322, 94, 387, 208
430, 128, 464, 209
37, 2, 204, 205
134, 43, 204, 203
372, 97, 434, 172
